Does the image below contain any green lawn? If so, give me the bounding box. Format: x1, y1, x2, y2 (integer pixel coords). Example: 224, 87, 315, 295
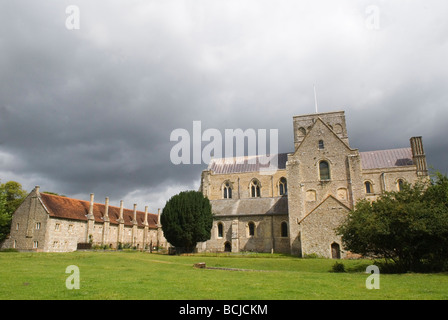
0, 251, 447, 300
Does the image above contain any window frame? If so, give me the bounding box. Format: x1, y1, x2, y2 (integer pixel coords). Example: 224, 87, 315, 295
319, 160, 331, 181
249, 179, 261, 198
278, 177, 287, 196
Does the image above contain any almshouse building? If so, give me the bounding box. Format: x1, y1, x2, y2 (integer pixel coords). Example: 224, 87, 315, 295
1, 188, 168, 252
198, 110, 429, 258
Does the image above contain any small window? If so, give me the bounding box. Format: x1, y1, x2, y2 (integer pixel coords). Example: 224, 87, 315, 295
35, 222, 41, 230
319, 161, 330, 180
365, 181, 373, 194
33, 241, 38, 249
318, 140, 324, 150
223, 181, 232, 199
16, 223, 19, 231
250, 180, 261, 198
217, 222, 223, 238
397, 179, 405, 191
248, 222, 255, 237
55, 223, 60, 231
279, 177, 287, 196
281, 222, 288, 237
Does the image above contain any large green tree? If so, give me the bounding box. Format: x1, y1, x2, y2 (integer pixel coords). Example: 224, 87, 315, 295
337, 173, 448, 272
0, 181, 27, 242
161, 190, 213, 253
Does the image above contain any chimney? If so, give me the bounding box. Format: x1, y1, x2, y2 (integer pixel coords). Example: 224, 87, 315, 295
104, 197, 110, 220
35, 186, 40, 195
410, 137, 428, 176
158, 208, 161, 225
144, 206, 148, 225
119, 200, 124, 221
87, 193, 95, 220
133, 204, 138, 225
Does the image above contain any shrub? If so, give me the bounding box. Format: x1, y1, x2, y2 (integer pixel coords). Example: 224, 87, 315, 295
331, 262, 346, 273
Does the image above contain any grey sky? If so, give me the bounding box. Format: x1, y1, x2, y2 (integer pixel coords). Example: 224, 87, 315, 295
1, 0, 447, 212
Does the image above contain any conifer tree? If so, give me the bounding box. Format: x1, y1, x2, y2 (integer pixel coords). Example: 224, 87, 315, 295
161, 190, 213, 253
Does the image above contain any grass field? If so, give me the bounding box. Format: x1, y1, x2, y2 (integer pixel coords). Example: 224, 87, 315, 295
0, 251, 447, 300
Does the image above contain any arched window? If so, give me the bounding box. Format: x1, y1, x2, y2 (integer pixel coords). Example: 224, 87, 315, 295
319, 161, 330, 181
217, 222, 223, 238
297, 127, 306, 137
397, 179, 405, 192
250, 179, 261, 198
318, 140, 324, 150
281, 221, 288, 237
279, 177, 287, 196
248, 222, 255, 237
223, 181, 232, 199
365, 181, 373, 194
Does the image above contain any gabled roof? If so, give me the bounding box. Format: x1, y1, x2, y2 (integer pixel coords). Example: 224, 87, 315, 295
39, 193, 158, 228
297, 195, 351, 225
359, 148, 413, 170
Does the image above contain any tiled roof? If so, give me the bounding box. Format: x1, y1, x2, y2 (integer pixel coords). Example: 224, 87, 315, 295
210, 196, 288, 216
207, 153, 288, 174
359, 148, 414, 170
39, 193, 158, 228
206, 148, 414, 174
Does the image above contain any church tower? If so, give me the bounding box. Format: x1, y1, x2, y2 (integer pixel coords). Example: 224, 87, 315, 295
293, 111, 349, 150
287, 110, 363, 256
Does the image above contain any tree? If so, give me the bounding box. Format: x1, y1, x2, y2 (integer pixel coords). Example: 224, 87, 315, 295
0, 181, 27, 242
161, 190, 213, 253
337, 174, 448, 272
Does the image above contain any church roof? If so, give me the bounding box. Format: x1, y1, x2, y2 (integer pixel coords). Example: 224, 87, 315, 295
206, 148, 414, 174
210, 196, 288, 216
39, 192, 158, 228
359, 148, 414, 170
207, 153, 288, 174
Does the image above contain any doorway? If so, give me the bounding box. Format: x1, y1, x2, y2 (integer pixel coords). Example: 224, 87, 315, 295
331, 242, 341, 259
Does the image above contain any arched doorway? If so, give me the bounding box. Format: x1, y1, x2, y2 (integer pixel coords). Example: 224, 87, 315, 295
224, 242, 231, 252
331, 242, 341, 259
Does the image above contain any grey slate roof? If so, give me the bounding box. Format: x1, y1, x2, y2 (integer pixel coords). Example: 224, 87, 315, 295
210, 197, 288, 216
359, 148, 413, 170
207, 153, 288, 174
206, 148, 414, 174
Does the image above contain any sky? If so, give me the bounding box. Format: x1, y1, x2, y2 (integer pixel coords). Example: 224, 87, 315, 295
0, 0, 447, 213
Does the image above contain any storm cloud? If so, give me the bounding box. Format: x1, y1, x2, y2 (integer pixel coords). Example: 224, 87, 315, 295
1, 0, 447, 211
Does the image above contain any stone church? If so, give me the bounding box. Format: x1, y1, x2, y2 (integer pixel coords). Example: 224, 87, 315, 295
198, 110, 428, 258
1, 110, 428, 258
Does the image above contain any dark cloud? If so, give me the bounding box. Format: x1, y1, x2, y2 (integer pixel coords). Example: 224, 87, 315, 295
1, 0, 447, 211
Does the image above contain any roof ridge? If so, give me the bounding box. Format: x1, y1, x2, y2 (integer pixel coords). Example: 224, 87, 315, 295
40, 192, 156, 215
